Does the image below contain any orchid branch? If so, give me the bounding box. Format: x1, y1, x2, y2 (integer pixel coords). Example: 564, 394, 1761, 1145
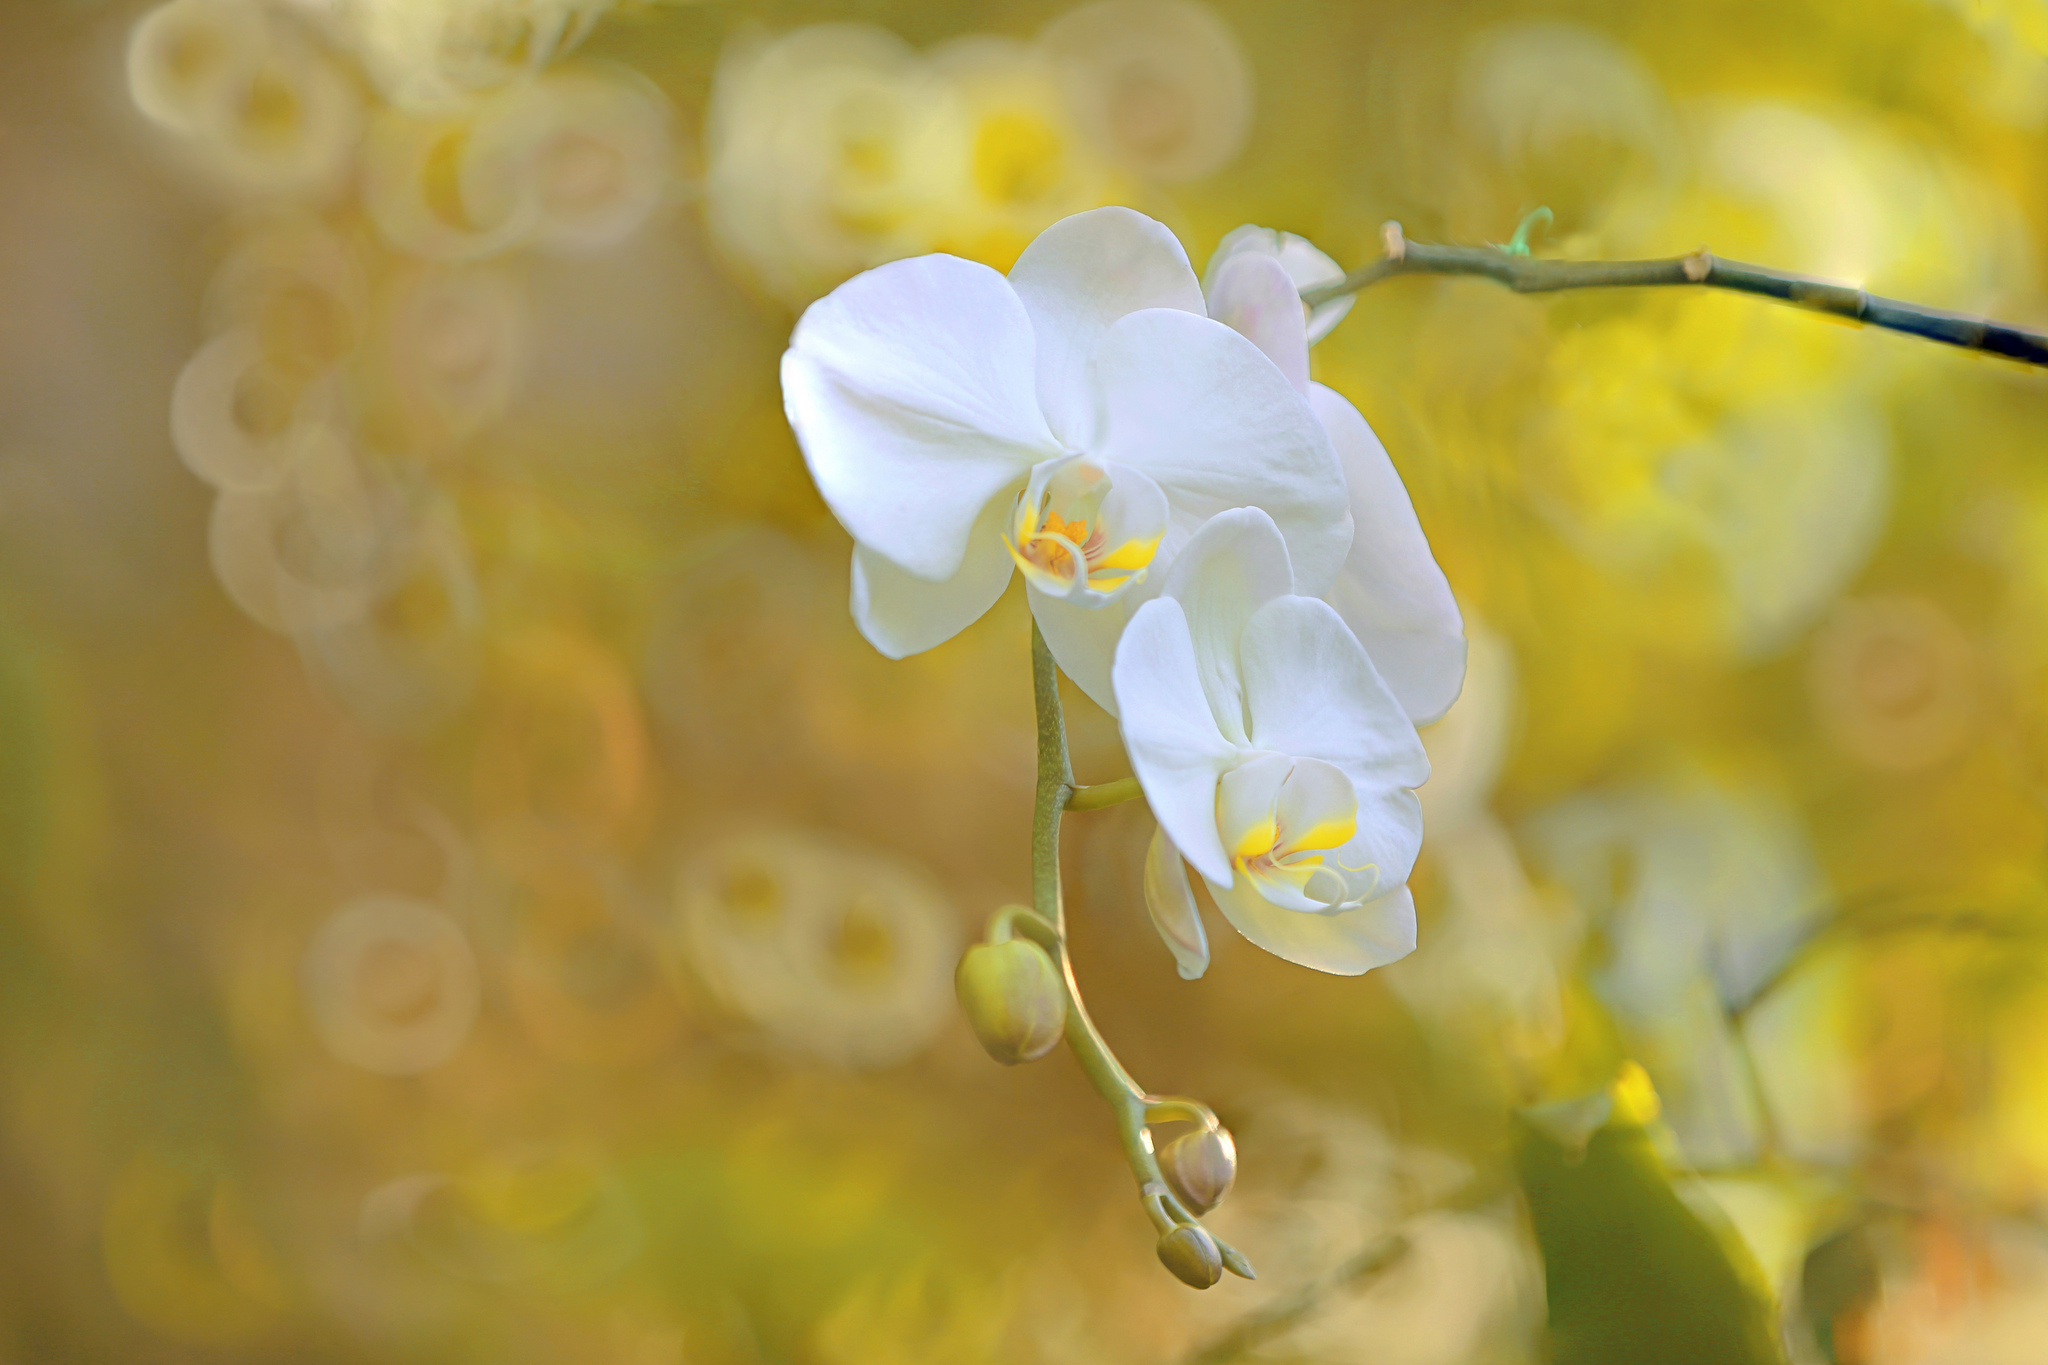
1024, 624, 1255, 1285
1302, 221, 2048, 368
1067, 776, 1142, 811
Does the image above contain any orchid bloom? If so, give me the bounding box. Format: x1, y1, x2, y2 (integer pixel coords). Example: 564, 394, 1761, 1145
781, 206, 1353, 711
1112, 507, 1430, 978
1203, 226, 1467, 725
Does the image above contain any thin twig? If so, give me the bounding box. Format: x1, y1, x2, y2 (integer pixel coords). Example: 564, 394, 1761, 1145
1301, 221, 2048, 368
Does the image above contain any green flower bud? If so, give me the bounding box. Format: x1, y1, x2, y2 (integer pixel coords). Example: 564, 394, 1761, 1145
955, 937, 1065, 1065
1160, 1127, 1237, 1216
1156, 1222, 1222, 1289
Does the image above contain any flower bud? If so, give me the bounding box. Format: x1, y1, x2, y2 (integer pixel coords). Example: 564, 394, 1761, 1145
1160, 1127, 1237, 1216
954, 937, 1065, 1065
1156, 1222, 1223, 1289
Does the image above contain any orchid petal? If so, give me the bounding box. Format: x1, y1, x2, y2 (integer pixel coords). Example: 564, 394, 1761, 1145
1093, 307, 1352, 596
1239, 595, 1430, 797
1145, 824, 1210, 980
1205, 250, 1310, 395
1205, 879, 1417, 976
782, 252, 1060, 582
1312, 382, 1468, 724
1111, 597, 1238, 886
1158, 507, 1294, 748
1203, 224, 1354, 345
850, 498, 1019, 658
1006, 206, 1206, 450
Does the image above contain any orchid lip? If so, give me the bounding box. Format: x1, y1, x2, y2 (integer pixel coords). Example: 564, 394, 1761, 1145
1001, 455, 1162, 605
1217, 753, 1379, 914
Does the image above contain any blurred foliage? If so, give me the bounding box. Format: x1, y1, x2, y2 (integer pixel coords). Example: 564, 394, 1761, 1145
1515, 1073, 1781, 1365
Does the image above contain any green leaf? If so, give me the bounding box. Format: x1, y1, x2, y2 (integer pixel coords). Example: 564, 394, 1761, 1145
1516, 1109, 1785, 1365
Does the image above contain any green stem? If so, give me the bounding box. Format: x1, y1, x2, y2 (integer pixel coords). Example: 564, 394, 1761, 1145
1301, 221, 2048, 367
1030, 623, 1073, 933
1025, 623, 1254, 1281
1067, 776, 1143, 812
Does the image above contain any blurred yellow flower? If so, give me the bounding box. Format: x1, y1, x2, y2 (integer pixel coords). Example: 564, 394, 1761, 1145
294, 0, 617, 107
130, 0, 364, 194
704, 2, 1253, 304
675, 826, 959, 1068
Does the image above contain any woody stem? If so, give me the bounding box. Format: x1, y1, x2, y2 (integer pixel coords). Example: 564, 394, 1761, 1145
1303, 221, 2048, 367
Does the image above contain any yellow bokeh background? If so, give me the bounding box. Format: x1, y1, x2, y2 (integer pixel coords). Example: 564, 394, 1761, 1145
11, 0, 2048, 1359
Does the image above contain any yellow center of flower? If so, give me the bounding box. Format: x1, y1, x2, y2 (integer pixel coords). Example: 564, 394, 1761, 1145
1216, 755, 1378, 912
1015, 507, 1093, 578
1229, 803, 1358, 890
1002, 465, 1160, 598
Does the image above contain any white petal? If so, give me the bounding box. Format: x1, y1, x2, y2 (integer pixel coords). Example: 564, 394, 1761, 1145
1239, 595, 1430, 795
783, 253, 1060, 581
1312, 383, 1468, 724
1328, 787, 1425, 902
1158, 507, 1295, 748
1145, 824, 1210, 980
1205, 251, 1310, 395
1278, 237, 1354, 345
1110, 597, 1238, 886
1207, 878, 1416, 976
1200, 225, 1274, 295
1094, 307, 1353, 596
1202, 224, 1354, 344
1006, 206, 1205, 450
850, 498, 1018, 658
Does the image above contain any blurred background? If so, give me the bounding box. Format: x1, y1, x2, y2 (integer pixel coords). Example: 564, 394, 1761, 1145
7, 0, 2048, 1359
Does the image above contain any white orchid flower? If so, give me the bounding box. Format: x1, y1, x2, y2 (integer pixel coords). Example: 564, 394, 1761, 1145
1112, 507, 1430, 978
1202, 226, 1468, 725
781, 206, 1354, 711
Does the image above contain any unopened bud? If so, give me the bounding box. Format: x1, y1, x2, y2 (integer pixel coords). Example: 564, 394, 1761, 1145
955, 937, 1065, 1065
1160, 1127, 1237, 1216
1156, 1222, 1222, 1289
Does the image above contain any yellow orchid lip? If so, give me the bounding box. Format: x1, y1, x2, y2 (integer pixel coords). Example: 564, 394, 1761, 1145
1231, 810, 1360, 886
1002, 464, 1160, 598
1217, 755, 1378, 912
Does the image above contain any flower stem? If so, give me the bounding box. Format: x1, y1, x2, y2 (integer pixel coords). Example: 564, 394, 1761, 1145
1025, 623, 1254, 1281
1030, 622, 1074, 932
1067, 776, 1142, 812
1301, 221, 2048, 367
